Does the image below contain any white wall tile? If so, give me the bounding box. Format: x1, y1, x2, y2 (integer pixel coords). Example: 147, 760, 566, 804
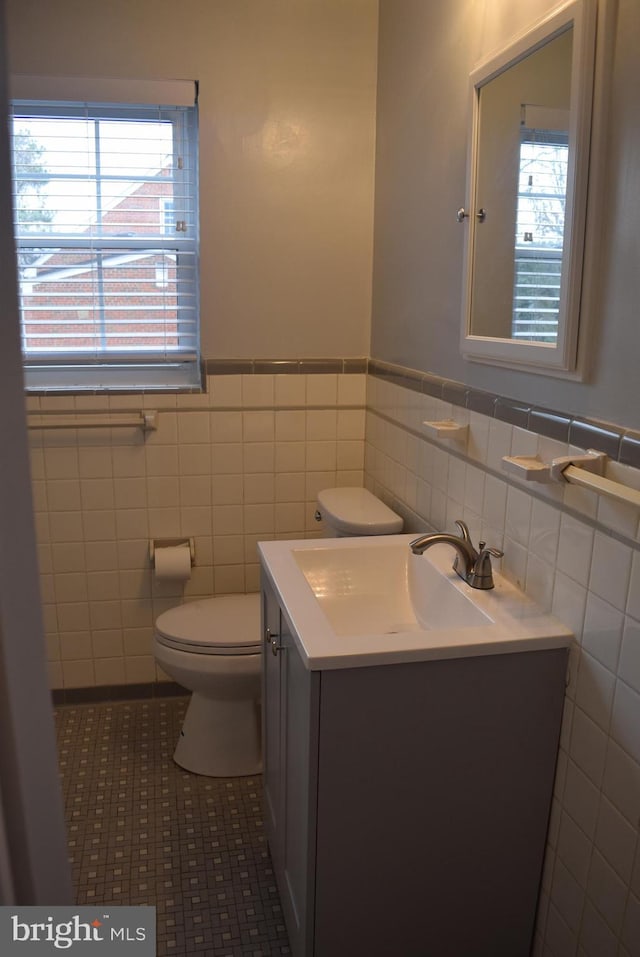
563, 759, 602, 839
145, 445, 179, 476
242, 374, 274, 407
557, 811, 593, 887
59, 631, 92, 661
557, 515, 594, 588
213, 535, 245, 566
179, 475, 211, 507
587, 850, 627, 936
211, 474, 244, 506
177, 411, 210, 445
114, 477, 147, 509
87, 571, 120, 602
243, 410, 275, 442
214, 565, 245, 594
124, 655, 156, 683
551, 858, 585, 932
244, 473, 275, 504
524, 551, 553, 610
594, 797, 637, 884
545, 902, 578, 957
148, 508, 181, 537
569, 706, 608, 786
306, 409, 337, 441
589, 532, 632, 612
306, 441, 337, 471
622, 893, 640, 957
275, 410, 306, 442
94, 657, 126, 686
337, 373, 366, 406
210, 411, 243, 443
84, 541, 118, 572
178, 444, 210, 475
602, 741, 640, 827
147, 476, 180, 508
306, 374, 337, 406
114, 509, 147, 541
275, 472, 306, 503
483, 475, 507, 532
179, 506, 212, 537
62, 659, 95, 688
49, 511, 84, 543
210, 374, 242, 407
552, 571, 587, 641
530, 499, 561, 563
275, 374, 306, 407
627, 551, 640, 621
582, 593, 624, 672
619, 617, 640, 695
575, 652, 616, 731
243, 442, 275, 475
610, 679, 640, 764
211, 443, 243, 475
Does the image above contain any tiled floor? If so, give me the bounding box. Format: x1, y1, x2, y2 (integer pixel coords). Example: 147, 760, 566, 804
54, 696, 290, 956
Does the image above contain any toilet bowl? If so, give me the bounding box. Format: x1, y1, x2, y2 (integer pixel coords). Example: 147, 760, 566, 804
153, 489, 401, 778
154, 593, 261, 777
316, 486, 403, 537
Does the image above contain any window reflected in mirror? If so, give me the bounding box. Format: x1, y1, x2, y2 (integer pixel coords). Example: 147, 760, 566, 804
513, 105, 569, 343
461, 0, 596, 376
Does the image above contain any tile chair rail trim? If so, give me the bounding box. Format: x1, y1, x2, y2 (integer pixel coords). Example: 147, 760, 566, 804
367, 358, 640, 470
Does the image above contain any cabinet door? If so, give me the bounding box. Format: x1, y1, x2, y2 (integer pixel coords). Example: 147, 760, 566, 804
261, 576, 284, 874
279, 613, 319, 957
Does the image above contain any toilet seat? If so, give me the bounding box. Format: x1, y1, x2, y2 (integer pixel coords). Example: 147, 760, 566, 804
155, 593, 261, 656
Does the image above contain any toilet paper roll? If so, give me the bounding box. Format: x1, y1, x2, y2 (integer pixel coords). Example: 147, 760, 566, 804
154, 544, 192, 582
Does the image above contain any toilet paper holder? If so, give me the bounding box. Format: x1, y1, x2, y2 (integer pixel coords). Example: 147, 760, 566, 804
149, 537, 196, 568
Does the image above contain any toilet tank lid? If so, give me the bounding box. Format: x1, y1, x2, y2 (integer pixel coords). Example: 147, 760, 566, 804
156, 593, 261, 648
317, 487, 403, 535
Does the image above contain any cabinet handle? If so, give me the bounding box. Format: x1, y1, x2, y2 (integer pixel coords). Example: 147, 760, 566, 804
266, 627, 283, 656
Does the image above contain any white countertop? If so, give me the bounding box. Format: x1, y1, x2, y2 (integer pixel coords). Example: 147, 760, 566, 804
259, 534, 573, 671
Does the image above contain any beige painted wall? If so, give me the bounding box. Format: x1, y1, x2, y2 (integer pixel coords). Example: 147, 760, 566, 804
372, 0, 640, 431
5, 0, 378, 359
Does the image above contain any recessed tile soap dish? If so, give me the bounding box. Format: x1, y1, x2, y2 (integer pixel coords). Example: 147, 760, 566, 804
422, 419, 468, 440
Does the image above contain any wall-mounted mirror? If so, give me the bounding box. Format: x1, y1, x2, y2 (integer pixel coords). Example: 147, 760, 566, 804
460, 0, 596, 375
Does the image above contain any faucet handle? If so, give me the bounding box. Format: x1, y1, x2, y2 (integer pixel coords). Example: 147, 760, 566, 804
469, 545, 504, 590
454, 519, 472, 543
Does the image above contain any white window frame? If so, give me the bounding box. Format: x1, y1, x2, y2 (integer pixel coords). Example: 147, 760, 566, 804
9, 77, 200, 392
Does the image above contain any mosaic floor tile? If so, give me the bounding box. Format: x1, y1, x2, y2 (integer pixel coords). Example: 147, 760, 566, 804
55, 697, 290, 956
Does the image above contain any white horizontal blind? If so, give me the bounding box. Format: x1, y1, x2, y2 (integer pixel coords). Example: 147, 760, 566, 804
10, 87, 199, 390
512, 109, 569, 344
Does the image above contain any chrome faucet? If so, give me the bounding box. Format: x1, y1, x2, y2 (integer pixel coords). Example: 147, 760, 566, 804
409, 520, 503, 590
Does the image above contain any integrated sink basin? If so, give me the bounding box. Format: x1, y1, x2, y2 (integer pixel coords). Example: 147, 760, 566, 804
293, 542, 491, 636
258, 533, 572, 670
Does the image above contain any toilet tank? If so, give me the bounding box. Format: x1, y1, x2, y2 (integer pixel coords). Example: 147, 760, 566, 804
316, 487, 403, 537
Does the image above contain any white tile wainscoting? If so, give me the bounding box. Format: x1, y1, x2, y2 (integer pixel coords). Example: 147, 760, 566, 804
28, 371, 366, 690
26, 360, 640, 956
364, 371, 640, 957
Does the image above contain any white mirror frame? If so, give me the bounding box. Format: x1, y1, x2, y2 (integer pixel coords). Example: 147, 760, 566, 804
460, 0, 597, 376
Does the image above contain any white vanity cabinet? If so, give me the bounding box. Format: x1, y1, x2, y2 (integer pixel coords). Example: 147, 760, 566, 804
261, 572, 568, 957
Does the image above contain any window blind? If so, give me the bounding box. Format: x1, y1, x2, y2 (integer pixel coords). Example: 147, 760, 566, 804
512, 108, 569, 344
10, 81, 199, 391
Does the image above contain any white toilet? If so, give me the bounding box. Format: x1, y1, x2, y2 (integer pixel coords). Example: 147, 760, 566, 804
316, 486, 403, 537
153, 487, 402, 779
154, 593, 262, 777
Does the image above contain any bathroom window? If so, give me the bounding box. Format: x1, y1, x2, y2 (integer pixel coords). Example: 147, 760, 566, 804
512, 107, 569, 344
9, 78, 200, 391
